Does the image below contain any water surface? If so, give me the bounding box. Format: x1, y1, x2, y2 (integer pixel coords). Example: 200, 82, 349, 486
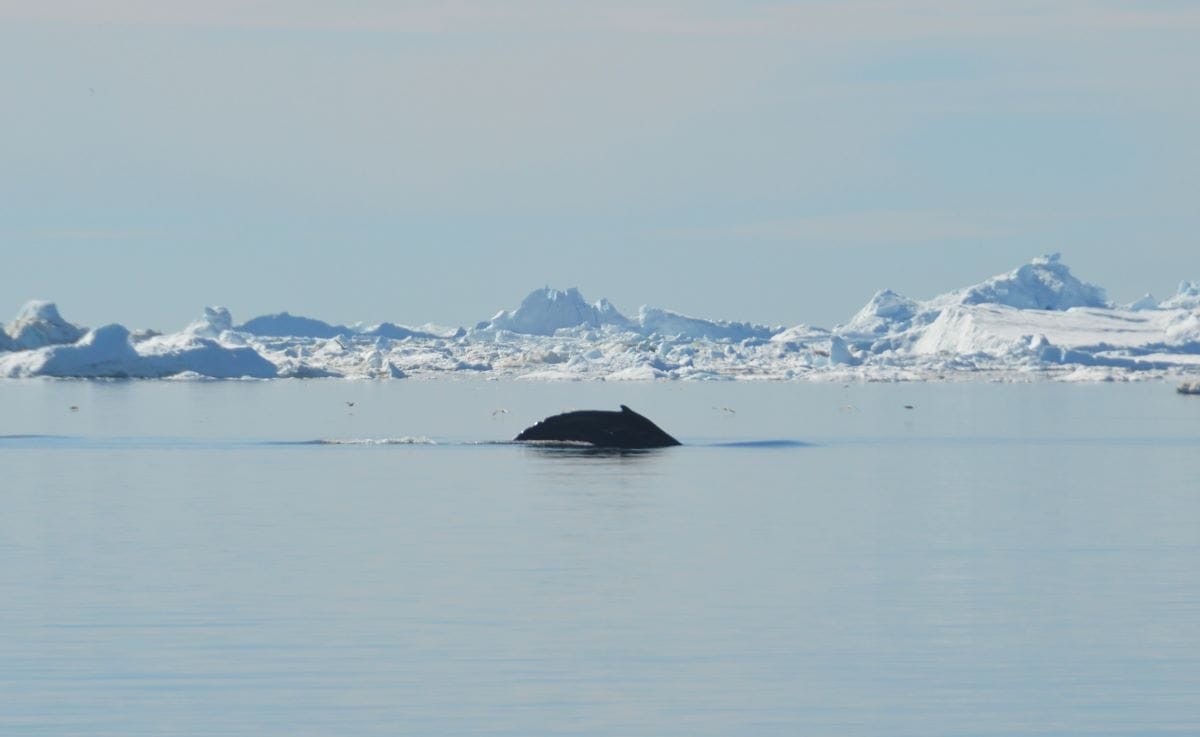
2, 380, 1199, 736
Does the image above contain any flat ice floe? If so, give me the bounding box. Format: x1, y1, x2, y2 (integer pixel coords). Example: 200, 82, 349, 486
2, 254, 1198, 381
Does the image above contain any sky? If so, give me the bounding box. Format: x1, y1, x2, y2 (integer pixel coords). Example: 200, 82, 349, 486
1, 0, 1198, 331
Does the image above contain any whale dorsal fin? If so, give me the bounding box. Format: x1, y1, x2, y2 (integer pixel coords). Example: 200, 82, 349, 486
620, 404, 633, 413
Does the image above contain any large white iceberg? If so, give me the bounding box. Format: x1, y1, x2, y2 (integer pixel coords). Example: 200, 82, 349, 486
831, 255, 1199, 373
838, 253, 1109, 340
941, 252, 1109, 311
479, 286, 777, 342
482, 287, 631, 335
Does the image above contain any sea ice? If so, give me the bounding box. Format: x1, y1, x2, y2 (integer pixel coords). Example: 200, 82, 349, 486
2, 254, 1198, 381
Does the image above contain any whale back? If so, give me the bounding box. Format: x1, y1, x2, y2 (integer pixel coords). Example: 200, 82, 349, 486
514, 404, 681, 448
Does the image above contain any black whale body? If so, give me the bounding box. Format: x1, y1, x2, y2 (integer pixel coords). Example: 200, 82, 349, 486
514, 405, 681, 449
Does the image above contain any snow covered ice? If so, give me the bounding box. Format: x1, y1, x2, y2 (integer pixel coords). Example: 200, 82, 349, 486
4, 300, 86, 350
482, 287, 631, 335
2, 254, 1199, 381
1162, 281, 1200, 311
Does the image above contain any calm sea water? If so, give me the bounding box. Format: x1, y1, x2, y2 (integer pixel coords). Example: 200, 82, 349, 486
2, 379, 1199, 736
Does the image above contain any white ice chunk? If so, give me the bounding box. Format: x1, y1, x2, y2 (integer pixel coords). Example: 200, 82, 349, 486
839, 289, 920, 337
1160, 281, 1200, 311
184, 306, 234, 339
1125, 293, 1159, 311
5, 300, 87, 350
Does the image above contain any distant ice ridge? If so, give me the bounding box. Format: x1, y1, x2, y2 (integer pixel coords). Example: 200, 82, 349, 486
2, 254, 1199, 381
477, 286, 779, 341
943, 252, 1108, 311
482, 287, 631, 335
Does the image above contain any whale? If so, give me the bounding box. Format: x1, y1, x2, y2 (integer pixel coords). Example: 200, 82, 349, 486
514, 405, 681, 449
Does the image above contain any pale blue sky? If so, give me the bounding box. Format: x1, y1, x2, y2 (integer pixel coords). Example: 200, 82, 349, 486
2, 1, 1197, 331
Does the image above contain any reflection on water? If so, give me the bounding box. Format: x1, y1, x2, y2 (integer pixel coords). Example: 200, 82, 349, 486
520, 444, 668, 460
1, 379, 1199, 736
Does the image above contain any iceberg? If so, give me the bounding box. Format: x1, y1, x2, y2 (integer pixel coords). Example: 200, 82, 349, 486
1125, 294, 1159, 311
940, 252, 1109, 311
359, 322, 451, 341
833, 255, 1180, 370
482, 287, 630, 335
478, 286, 777, 341
5, 300, 87, 350
135, 332, 279, 379
635, 306, 778, 342
769, 323, 830, 347
1, 324, 144, 378
237, 312, 353, 339
1160, 281, 1200, 311
839, 289, 921, 337
184, 306, 234, 339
